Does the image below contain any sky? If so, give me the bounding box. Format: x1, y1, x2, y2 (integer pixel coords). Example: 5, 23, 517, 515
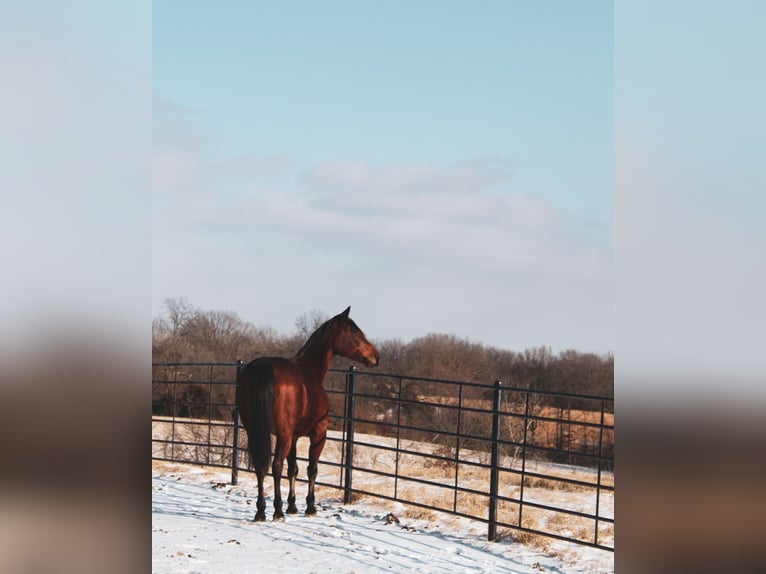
153, 1, 614, 353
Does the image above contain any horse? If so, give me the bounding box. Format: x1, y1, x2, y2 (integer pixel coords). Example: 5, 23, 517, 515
236, 306, 379, 521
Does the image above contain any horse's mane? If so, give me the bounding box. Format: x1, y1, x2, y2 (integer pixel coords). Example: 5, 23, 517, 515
295, 318, 334, 358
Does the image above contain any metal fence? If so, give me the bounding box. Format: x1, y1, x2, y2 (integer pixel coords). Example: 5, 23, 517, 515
152, 361, 614, 552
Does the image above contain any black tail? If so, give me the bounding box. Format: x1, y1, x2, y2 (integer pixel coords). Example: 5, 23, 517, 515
247, 361, 274, 476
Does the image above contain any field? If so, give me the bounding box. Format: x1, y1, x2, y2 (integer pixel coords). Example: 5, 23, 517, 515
153, 416, 614, 569
152, 461, 614, 573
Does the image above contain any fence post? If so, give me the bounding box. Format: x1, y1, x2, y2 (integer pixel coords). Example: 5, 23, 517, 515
343, 366, 357, 504
488, 380, 503, 541
518, 391, 530, 528
231, 359, 244, 486
594, 399, 606, 546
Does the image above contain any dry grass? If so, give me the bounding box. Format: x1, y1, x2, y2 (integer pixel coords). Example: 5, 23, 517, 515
502, 529, 553, 552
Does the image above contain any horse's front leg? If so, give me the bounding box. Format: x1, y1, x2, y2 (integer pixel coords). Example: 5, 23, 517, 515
286, 436, 299, 514
306, 422, 327, 516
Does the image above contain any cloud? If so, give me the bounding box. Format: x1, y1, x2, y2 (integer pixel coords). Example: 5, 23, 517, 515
153, 98, 293, 198
152, 105, 612, 351
243, 159, 607, 279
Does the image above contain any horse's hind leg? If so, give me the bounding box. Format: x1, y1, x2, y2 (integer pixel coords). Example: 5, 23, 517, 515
271, 435, 290, 521
286, 436, 299, 514
254, 468, 267, 522
306, 424, 327, 516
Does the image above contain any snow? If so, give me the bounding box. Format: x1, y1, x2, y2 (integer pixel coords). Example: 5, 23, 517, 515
152, 465, 613, 573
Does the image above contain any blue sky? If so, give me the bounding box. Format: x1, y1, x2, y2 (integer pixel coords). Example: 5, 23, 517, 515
153, 1, 614, 352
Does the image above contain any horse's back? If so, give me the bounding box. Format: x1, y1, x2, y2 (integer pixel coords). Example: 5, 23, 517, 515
239, 357, 298, 386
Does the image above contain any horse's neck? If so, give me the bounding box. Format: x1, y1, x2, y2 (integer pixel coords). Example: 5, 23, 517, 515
295, 345, 334, 387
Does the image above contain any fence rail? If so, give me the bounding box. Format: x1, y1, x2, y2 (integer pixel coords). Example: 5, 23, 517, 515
152, 361, 614, 552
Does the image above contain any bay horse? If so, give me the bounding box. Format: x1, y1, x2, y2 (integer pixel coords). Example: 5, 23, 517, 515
236, 306, 379, 521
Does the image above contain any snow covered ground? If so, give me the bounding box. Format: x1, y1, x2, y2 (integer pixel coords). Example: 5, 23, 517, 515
152, 464, 613, 574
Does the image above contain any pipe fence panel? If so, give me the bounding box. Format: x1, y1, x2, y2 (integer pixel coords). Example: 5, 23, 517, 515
152, 361, 614, 552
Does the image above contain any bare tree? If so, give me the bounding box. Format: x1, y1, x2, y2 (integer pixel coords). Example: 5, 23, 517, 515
164, 296, 195, 333
294, 309, 328, 339
501, 390, 543, 467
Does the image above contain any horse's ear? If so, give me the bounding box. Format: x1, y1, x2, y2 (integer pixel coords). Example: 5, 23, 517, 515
341, 306, 351, 318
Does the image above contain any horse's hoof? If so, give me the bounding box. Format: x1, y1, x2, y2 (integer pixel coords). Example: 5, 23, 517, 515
305, 507, 317, 516
273, 512, 285, 522
287, 505, 299, 515
253, 512, 266, 522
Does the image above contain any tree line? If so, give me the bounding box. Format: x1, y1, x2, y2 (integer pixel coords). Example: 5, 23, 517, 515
152, 297, 613, 399
153, 298, 613, 468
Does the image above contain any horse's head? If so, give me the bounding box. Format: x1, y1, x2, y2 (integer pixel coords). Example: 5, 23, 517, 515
331, 306, 380, 368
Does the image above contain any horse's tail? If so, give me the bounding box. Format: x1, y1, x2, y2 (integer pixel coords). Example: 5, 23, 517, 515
243, 360, 274, 476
